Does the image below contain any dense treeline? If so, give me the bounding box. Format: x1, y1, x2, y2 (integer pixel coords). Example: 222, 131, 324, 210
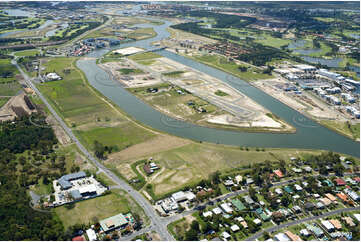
187, 11, 256, 29
0, 115, 66, 240
0, 115, 57, 153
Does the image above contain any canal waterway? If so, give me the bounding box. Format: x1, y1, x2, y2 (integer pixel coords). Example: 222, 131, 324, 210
76, 18, 360, 157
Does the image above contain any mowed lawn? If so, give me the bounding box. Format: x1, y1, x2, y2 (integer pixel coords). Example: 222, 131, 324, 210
14, 49, 40, 57
55, 191, 131, 228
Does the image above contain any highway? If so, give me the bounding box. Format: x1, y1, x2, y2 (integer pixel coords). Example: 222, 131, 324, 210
245, 206, 360, 241
12, 58, 174, 241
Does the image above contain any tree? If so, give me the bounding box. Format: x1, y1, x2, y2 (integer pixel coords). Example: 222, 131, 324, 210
185, 228, 198, 241
209, 171, 221, 185
191, 220, 199, 231
94, 140, 105, 159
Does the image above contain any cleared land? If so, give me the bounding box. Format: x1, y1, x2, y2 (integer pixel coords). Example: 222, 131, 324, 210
0, 58, 22, 96
14, 49, 40, 57
189, 54, 273, 82
37, 57, 156, 154
110, 141, 328, 199
55, 189, 146, 228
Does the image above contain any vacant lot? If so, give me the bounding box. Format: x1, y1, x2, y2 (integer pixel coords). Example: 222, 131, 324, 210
38, 57, 156, 153
0, 58, 22, 96
55, 190, 132, 228
320, 120, 360, 141
127, 27, 157, 40
128, 52, 162, 62
113, 141, 326, 198
191, 54, 272, 81
14, 49, 40, 57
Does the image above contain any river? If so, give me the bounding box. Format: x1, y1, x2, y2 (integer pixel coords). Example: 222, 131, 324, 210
76, 17, 359, 157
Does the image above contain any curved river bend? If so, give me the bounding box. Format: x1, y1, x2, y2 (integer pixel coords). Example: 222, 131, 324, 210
77, 19, 360, 157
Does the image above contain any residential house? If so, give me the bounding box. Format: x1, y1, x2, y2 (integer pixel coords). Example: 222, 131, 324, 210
275, 188, 283, 195
231, 199, 246, 211
335, 178, 346, 186
221, 231, 231, 240
306, 224, 324, 237
300, 229, 310, 237
274, 233, 290, 241
235, 175, 242, 184
325, 193, 337, 203
284, 186, 294, 194
212, 207, 222, 215
230, 224, 240, 232
253, 218, 262, 225
329, 219, 342, 230
274, 169, 284, 178
344, 188, 360, 201
342, 217, 356, 227
319, 197, 332, 207
284, 231, 301, 241
243, 195, 255, 205
220, 203, 233, 214
86, 229, 97, 241
336, 192, 349, 203
203, 211, 213, 218
321, 220, 335, 232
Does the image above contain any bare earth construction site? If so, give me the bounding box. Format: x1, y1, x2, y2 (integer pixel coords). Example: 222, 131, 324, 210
99, 47, 294, 132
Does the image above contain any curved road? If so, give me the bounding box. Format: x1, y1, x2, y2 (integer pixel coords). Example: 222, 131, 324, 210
12, 59, 174, 241
245, 206, 360, 241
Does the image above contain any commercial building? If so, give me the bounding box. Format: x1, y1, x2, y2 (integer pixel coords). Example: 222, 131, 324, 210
99, 213, 129, 233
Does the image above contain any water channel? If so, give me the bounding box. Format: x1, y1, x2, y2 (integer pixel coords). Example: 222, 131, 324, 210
76, 18, 359, 157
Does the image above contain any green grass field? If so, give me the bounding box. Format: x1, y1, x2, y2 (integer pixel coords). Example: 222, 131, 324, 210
215, 90, 229, 96
255, 34, 293, 49
0, 97, 10, 108
128, 52, 162, 61
192, 54, 273, 81
76, 122, 154, 151
117, 68, 144, 75
122, 142, 329, 198
37, 57, 156, 154
127, 28, 157, 40
55, 190, 132, 228
320, 120, 360, 141
14, 49, 40, 57
0, 58, 22, 95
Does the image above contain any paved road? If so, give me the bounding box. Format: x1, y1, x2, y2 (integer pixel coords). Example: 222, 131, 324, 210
245, 206, 360, 241
13, 59, 174, 241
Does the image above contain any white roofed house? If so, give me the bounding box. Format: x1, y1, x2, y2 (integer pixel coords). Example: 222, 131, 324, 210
221, 231, 231, 240
294, 184, 303, 191
230, 224, 240, 232
203, 211, 213, 218
86, 229, 97, 241
321, 220, 335, 232
212, 207, 222, 215
220, 203, 233, 214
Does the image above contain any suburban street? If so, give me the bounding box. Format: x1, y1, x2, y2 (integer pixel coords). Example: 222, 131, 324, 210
13, 59, 174, 241
245, 206, 360, 241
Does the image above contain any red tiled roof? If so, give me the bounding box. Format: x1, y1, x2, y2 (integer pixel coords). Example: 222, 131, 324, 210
335, 178, 346, 186
353, 177, 360, 182
72, 236, 85, 241
274, 170, 283, 178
